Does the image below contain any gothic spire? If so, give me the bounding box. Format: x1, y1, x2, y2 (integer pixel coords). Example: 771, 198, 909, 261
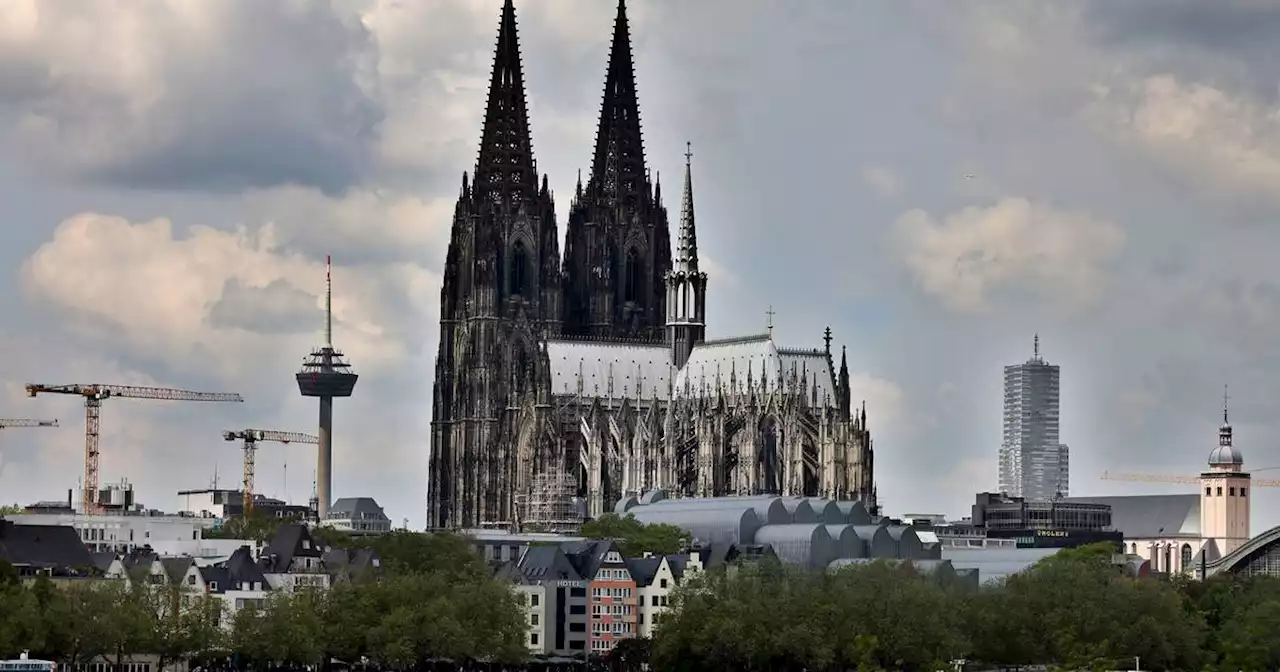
674, 142, 699, 273
587, 0, 648, 208
474, 0, 538, 206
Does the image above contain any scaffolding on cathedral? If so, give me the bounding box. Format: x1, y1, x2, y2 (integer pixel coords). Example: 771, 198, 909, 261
518, 469, 584, 533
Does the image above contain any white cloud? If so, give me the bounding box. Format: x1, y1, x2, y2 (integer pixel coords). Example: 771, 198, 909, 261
891, 197, 1125, 313
860, 165, 904, 198
1087, 74, 1280, 200
19, 208, 439, 382
847, 373, 905, 435
241, 186, 453, 265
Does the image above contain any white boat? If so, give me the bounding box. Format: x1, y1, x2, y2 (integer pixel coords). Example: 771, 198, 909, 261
0, 652, 56, 672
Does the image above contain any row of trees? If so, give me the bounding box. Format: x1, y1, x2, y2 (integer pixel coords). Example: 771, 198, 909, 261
654, 543, 1280, 671
0, 532, 529, 668
7, 510, 1280, 671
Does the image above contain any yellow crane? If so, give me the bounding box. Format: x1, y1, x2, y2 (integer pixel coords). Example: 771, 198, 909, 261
1100, 469, 1280, 488
223, 429, 319, 514
26, 383, 244, 514
0, 419, 58, 429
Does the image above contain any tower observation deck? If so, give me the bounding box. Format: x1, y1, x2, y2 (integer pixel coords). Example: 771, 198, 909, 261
296, 255, 358, 520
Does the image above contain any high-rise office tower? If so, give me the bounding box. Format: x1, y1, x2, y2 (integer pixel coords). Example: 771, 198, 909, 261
999, 335, 1068, 501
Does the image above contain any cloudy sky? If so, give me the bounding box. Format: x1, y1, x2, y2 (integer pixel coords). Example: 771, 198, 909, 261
3, 0, 1280, 530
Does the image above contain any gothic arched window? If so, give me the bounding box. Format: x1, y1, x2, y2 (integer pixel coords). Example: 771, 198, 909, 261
624, 247, 643, 304
510, 240, 530, 298
1181, 543, 1193, 571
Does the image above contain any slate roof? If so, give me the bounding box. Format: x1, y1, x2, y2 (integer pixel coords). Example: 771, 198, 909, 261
159, 556, 194, 584
321, 546, 381, 582
329, 497, 389, 521
492, 560, 527, 583
518, 544, 583, 582
626, 556, 662, 588
261, 523, 323, 572
225, 545, 269, 588
0, 521, 94, 570
198, 565, 230, 594
545, 340, 673, 400
560, 540, 623, 580
89, 551, 116, 572
673, 335, 837, 403
1064, 494, 1200, 538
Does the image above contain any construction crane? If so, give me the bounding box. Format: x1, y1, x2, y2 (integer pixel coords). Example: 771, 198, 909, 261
0, 419, 58, 429
1101, 469, 1280, 488
222, 429, 318, 514
26, 384, 244, 514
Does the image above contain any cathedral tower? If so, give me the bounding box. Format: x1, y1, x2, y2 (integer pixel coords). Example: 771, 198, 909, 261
665, 144, 707, 368
429, 0, 560, 530
562, 0, 672, 341
1200, 388, 1251, 556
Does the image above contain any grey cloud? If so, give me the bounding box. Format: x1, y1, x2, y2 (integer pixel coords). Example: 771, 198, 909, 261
0, 0, 382, 193
208, 279, 318, 335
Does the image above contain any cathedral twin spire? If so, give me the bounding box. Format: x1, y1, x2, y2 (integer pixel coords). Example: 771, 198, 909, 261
473, 0, 541, 208
586, 0, 652, 209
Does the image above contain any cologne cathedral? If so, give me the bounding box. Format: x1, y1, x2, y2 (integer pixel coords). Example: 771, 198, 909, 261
428, 0, 877, 530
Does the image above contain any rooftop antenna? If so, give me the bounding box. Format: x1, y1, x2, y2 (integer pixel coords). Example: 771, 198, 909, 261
1223, 384, 1230, 424
325, 254, 333, 348
282, 459, 288, 502
766, 305, 776, 338
1034, 333, 1040, 361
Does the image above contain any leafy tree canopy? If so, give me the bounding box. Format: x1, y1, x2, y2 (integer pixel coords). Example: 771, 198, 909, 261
579, 513, 691, 557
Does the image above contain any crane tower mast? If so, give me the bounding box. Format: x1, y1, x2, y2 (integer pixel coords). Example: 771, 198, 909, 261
223, 429, 318, 514
26, 383, 243, 514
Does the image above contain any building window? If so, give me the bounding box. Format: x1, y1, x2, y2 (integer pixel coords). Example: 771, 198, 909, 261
659, 578, 668, 589
1217, 487, 1223, 496
531, 614, 539, 626
1181, 544, 1193, 569
1230, 487, 1236, 496
623, 247, 643, 304
510, 240, 531, 298
530, 633, 538, 646
1205, 487, 1212, 496
530, 594, 539, 607
1242, 487, 1248, 497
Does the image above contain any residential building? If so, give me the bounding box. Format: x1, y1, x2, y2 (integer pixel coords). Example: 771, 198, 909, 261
512, 544, 590, 656
259, 524, 331, 592
5, 509, 213, 554
560, 541, 637, 655
0, 519, 96, 580
321, 497, 392, 536
999, 335, 1068, 501
630, 554, 681, 638
493, 562, 550, 655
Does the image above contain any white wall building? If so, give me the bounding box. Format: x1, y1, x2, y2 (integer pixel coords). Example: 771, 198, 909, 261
1068, 400, 1251, 575
320, 497, 392, 536
5, 511, 213, 554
